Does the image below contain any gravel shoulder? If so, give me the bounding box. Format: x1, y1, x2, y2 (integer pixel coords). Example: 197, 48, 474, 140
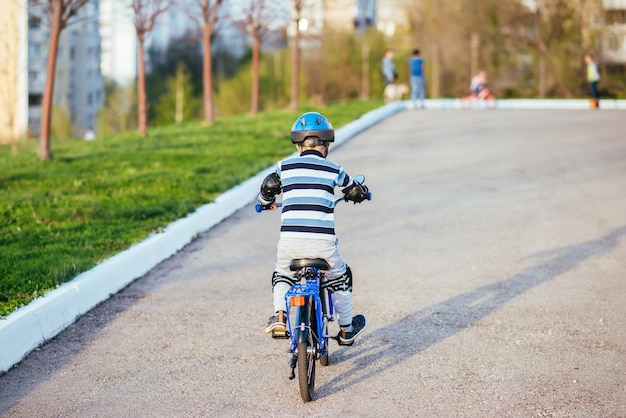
1, 109, 625, 417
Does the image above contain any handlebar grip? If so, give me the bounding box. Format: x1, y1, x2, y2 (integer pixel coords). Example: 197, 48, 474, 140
366, 192, 372, 201
255, 203, 264, 213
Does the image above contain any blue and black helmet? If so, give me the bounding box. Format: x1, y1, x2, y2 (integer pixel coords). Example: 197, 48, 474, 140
290, 112, 335, 144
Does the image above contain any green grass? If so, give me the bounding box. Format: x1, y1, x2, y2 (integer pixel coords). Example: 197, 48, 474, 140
0, 100, 384, 317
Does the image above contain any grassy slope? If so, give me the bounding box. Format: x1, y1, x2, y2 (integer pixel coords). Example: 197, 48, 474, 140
0, 100, 383, 316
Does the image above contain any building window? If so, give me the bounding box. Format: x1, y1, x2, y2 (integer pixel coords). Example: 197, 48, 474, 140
28, 43, 40, 58
607, 33, 621, 51
606, 10, 626, 25
28, 17, 41, 29
30, 117, 41, 133
28, 94, 43, 106
87, 92, 93, 105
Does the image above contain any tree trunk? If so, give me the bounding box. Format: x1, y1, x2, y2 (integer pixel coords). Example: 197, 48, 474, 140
39, 1, 63, 160
202, 29, 214, 124
431, 43, 440, 98
470, 32, 480, 79
175, 82, 183, 123
11, 116, 18, 155
290, 20, 300, 110
360, 42, 369, 99
251, 34, 260, 115
539, 46, 547, 98
137, 36, 148, 137
534, 8, 547, 99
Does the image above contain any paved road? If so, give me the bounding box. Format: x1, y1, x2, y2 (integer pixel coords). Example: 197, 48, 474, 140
1, 109, 625, 417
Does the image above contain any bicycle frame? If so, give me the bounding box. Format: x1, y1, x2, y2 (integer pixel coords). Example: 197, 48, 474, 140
285, 268, 334, 365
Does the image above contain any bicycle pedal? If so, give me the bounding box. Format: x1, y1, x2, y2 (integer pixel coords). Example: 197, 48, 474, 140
272, 329, 289, 339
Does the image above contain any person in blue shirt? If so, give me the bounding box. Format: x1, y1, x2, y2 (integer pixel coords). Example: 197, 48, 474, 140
408, 48, 426, 109
258, 112, 369, 346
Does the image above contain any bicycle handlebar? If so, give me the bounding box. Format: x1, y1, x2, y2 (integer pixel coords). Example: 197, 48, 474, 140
255, 192, 372, 213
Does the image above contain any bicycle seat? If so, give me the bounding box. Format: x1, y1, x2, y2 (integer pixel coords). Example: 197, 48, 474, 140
289, 258, 330, 271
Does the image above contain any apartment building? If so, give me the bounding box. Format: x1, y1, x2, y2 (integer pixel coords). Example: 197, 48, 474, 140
602, 0, 626, 66
28, 0, 104, 138
100, 0, 209, 85
100, 0, 137, 86
303, 0, 377, 34
0, 0, 28, 143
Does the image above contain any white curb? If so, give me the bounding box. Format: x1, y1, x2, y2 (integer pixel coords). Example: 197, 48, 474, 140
413, 98, 626, 110
0, 102, 406, 373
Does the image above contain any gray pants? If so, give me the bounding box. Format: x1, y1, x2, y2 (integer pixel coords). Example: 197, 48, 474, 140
273, 237, 353, 327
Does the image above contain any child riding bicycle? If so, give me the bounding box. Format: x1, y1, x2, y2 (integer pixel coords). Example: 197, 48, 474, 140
257, 112, 368, 346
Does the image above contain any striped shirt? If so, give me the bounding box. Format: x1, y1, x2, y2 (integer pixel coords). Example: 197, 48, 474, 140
276, 150, 352, 240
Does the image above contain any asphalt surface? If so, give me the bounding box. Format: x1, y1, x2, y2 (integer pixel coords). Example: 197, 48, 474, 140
1, 109, 625, 417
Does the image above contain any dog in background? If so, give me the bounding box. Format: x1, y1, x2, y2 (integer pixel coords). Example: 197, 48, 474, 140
383, 83, 409, 102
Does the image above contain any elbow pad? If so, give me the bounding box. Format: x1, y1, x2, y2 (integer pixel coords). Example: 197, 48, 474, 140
259, 172, 281, 205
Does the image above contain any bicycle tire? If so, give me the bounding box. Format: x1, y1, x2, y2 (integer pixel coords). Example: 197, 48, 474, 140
297, 341, 315, 401
297, 300, 316, 402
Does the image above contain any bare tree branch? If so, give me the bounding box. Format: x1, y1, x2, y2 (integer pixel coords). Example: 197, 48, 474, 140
289, 0, 313, 110
33, 0, 92, 160
180, 0, 224, 124
130, 0, 173, 137
239, 0, 287, 115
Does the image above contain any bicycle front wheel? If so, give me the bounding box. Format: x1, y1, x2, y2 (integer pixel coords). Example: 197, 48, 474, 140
297, 341, 315, 402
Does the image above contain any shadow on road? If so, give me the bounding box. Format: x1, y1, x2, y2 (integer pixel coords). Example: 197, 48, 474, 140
316, 225, 626, 399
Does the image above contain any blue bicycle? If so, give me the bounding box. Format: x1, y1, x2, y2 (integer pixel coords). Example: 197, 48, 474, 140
286, 258, 333, 401
256, 175, 370, 402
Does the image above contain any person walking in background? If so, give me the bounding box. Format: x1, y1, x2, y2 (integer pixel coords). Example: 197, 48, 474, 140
408, 48, 426, 109
84, 128, 96, 140
382, 48, 397, 86
585, 54, 601, 109
470, 70, 487, 97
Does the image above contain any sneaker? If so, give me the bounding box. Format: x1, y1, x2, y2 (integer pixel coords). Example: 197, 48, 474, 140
265, 311, 287, 335
337, 314, 367, 346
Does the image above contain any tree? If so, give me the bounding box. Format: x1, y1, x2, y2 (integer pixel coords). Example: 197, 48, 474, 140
521, 0, 580, 97
154, 63, 199, 125
146, 34, 203, 121
97, 80, 138, 136
33, 0, 90, 160
130, 0, 171, 137
530, 0, 563, 97
240, 0, 285, 115
182, 0, 223, 125
289, 0, 311, 110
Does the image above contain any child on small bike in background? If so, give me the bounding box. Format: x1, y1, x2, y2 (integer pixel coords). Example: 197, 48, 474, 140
257, 112, 369, 346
